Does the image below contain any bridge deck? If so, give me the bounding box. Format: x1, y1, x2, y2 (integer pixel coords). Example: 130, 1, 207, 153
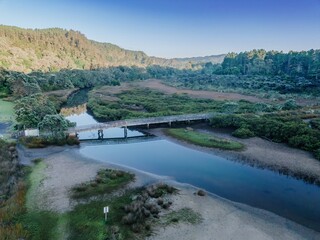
68, 113, 217, 133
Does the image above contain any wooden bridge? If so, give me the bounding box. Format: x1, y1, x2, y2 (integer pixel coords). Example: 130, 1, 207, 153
68, 113, 217, 139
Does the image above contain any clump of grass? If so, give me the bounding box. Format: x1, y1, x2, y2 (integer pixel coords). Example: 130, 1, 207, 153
68, 183, 177, 240
68, 189, 144, 240
166, 128, 244, 151
71, 169, 135, 199
162, 208, 202, 225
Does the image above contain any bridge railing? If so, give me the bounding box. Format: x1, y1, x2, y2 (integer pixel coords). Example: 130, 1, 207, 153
68, 112, 219, 133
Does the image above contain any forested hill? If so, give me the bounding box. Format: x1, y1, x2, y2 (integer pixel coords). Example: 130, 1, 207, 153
0, 25, 224, 72
219, 49, 320, 79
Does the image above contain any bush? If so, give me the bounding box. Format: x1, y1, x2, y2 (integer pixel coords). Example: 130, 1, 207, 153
66, 136, 80, 145
232, 128, 255, 138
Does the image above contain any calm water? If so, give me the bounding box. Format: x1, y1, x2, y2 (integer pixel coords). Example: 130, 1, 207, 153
61, 96, 320, 232
80, 140, 320, 231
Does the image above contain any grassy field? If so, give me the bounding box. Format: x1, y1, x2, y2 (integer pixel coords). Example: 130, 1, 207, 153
0, 99, 15, 123
166, 128, 245, 151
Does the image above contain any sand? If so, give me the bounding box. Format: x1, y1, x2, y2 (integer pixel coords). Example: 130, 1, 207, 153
18, 144, 320, 239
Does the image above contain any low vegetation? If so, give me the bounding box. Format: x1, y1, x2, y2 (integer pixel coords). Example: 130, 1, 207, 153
19, 135, 79, 148
71, 169, 135, 199
166, 128, 244, 151
0, 99, 15, 123
211, 113, 320, 160
162, 207, 202, 225
88, 87, 271, 121
69, 170, 177, 240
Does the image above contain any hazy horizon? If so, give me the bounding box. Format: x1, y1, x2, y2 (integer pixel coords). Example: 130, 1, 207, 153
0, 0, 319, 58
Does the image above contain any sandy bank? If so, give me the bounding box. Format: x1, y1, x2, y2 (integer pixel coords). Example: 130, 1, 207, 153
19, 146, 320, 239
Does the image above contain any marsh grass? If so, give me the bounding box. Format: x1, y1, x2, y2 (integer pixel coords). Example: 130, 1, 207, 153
166, 128, 244, 151
71, 169, 135, 199
162, 207, 202, 225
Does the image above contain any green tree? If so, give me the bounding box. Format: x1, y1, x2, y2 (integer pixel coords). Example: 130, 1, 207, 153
14, 93, 57, 128
38, 114, 73, 138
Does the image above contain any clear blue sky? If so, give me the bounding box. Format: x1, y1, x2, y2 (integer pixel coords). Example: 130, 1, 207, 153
0, 0, 319, 58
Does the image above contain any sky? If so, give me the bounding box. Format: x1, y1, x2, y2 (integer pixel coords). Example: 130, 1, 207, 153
0, 0, 319, 58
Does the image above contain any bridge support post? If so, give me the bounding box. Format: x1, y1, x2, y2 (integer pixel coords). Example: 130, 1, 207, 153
98, 129, 104, 140
124, 127, 128, 138
147, 123, 149, 129
168, 121, 171, 127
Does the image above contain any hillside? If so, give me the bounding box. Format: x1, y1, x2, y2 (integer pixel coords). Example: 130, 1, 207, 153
0, 25, 224, 72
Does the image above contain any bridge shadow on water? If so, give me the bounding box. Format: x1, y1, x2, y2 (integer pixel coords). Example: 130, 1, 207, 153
79, 134, 160, 146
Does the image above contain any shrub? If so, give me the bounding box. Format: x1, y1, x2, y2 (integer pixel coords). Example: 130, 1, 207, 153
232, 128, 255, 138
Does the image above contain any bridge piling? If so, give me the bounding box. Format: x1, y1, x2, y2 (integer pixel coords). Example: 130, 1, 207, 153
98, 129, 104, 139
124, 127, 128, 138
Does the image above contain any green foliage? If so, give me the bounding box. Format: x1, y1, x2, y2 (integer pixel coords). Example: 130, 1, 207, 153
71, 169, 134, 199
19, 211, 59, 240
68, 191, 135, 240
19, 135, 79, 148
166, 128, 244, 150
282, 99, 298, 110
0, 25, 196, 73
211, 114, 320, 159
38, 114, 73, 138
0, 99, 15, 123
88, 88, 260, 121
15, 93, 57, 128
232, 128, 255, 138
0, 140, 19, 201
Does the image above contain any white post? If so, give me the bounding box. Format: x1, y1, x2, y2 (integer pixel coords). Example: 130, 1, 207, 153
104, 206, 109, 221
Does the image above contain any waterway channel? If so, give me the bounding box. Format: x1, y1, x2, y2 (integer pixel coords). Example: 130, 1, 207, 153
61, 90, 320, 232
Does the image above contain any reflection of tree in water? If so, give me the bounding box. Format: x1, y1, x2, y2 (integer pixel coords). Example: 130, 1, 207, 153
60, 103, 87, 117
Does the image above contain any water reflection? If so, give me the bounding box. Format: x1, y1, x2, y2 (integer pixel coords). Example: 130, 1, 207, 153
61, 104, 144, 140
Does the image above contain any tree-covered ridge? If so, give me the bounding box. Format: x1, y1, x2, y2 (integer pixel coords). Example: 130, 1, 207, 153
166, 49, 320, 96
220, 49, 320, 79
0, 25, 224, 72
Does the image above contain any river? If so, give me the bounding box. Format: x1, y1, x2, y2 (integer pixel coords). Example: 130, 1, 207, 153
61, 90, 320, 232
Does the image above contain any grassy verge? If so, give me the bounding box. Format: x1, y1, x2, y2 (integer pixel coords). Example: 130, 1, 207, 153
71, 169, 135, 199
166, 128, 244, 151
0, 99, 15, 123
25, 159, 46, 211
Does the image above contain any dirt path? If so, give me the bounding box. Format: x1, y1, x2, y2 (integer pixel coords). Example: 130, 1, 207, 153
134, 79, 271, 103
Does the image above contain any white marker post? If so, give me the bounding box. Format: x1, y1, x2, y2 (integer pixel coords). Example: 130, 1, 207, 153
104, 206, 109, 222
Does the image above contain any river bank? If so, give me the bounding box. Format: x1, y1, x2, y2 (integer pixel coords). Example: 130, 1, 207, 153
147, 126, 320, 186
17, 145, 320, 239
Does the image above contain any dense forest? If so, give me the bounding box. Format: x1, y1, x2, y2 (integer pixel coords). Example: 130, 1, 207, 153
0, 25, 224, 72
165, 49, 320, 96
